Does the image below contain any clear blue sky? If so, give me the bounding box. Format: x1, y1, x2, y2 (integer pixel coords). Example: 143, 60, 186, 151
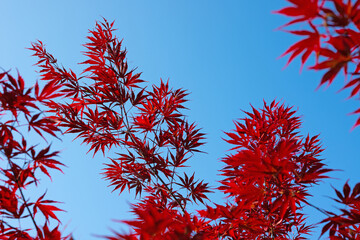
1, 1, 359, 239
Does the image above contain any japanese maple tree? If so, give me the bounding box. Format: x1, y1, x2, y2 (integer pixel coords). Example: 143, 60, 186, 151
1, 1, 360, 238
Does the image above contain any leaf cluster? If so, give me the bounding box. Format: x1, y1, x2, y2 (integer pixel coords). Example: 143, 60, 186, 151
276, 0, 360, 129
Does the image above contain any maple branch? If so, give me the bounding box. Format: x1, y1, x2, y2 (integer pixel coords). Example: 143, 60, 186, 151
147, 117, 181, 193
306, 201, 331, 217
119, 103, 186, 213
17, 184, 40, 233
6, 157, 41, 236
0, 220, 17, 230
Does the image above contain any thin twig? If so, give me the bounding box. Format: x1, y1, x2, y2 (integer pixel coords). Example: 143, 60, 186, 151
6, 157, 41, 236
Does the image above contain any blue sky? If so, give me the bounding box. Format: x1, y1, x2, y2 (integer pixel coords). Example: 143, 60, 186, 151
1, 1, 360, 239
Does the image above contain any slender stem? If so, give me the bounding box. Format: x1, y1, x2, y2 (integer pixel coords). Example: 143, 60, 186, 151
1, 219, 17, 230
18, 184, 40, 232
306, 201, 331, 217
6, 157, 41, 236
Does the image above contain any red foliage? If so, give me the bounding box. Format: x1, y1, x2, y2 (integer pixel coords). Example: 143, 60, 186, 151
0, 71, 68, 239
197, 101, 331, 239
29, 20, 210, 215
276, 0, 360, 129
320, 182, 360, 239
277, 2, 360, 235
1, 15, 359, 239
